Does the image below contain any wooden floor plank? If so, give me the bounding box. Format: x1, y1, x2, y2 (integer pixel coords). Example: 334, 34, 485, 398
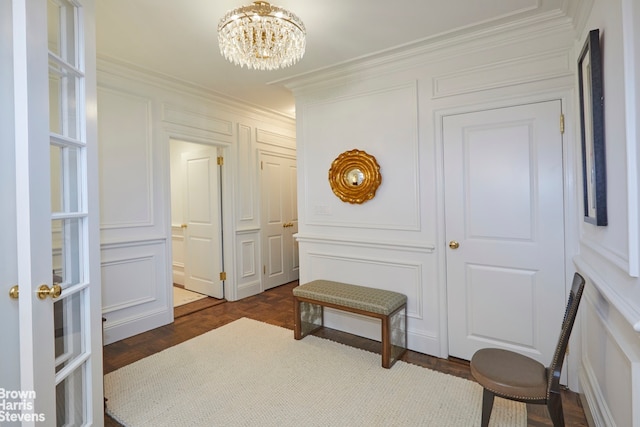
104, 281, 588, 426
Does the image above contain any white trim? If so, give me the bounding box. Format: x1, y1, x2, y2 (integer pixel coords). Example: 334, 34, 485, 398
295, 233, 435, 253
622, 0, 640, 278
574, 256, 640, 332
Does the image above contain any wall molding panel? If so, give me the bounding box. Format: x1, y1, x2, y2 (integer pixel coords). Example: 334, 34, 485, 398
297, 232, 440, 355
162, 103, 234, 138
305, 251, 423, 317
575, 255, 640, 332
302, 82, 421, 232
98, 87, 154, 230
237, 124, 256, 223
234, 229, 261, 299
579, 280, 640, 427
240, 239, 257, 278
101, 240, 170, 344
432, 48, 572, 98
256, 128, 296, 149
296, 233, 435, 253
101, 255, 157, 313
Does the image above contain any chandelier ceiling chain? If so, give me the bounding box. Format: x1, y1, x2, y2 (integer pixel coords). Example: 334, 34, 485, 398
217, 1, 306, 71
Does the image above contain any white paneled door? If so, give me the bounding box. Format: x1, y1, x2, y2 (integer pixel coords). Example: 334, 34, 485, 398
182, 148, 224, 298
261, 152, 299, 290
5, 0, 103, 425
444, 101, 566, 366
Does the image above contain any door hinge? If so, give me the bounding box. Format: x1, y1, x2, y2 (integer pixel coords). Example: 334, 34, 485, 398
217, 156, 224, 166
260, 161, 263, 170
219, 271, 227, 281
560, 114, 565, 134
263, 265, 266, 275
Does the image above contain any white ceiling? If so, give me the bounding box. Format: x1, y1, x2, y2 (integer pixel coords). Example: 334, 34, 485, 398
96, 0, 578, 118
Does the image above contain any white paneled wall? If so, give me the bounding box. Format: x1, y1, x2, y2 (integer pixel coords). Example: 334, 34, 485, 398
286, 0, 640, 424
290, 17, 578, 359
98, 59, 295, 344
573, 0, 640, 425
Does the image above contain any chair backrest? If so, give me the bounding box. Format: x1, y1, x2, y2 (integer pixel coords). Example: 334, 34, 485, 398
546, 272, 586, 397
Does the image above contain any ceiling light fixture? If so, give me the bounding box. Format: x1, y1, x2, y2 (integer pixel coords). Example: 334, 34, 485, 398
217, 1, 306, 71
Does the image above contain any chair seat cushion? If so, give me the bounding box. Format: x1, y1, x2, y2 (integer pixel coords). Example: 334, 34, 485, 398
470, 348, 548, 401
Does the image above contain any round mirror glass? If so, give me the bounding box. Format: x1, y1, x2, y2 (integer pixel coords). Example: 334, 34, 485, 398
345, 168, 364, 186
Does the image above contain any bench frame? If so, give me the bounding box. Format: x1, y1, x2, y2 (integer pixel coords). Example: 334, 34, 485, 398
293, 293, 407, 368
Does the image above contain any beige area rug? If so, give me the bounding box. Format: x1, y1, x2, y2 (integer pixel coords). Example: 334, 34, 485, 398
104, 318, 526, 427
173, 286, 208, 307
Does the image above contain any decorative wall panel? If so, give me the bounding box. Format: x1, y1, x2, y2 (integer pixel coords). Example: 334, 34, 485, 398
432, 49, 572, 98
163, 104, 233, 137
235, 229, 261, 299
98, 88, 153, 229
101, 240, 170, 344
237, 124, 255, 222
302, 82, 420, 230
256, 128, 296, 149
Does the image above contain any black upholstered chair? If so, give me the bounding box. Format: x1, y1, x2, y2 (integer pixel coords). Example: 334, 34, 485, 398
470, 272, 585, 427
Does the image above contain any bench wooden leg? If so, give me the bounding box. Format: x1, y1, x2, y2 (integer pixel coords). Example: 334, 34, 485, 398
293, 296, 302, 340
381, 314, 391, 368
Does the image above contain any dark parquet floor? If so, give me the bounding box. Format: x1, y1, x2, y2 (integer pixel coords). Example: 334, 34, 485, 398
104, 281, 589, 426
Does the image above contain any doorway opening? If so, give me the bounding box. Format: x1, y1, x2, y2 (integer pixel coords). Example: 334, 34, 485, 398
169, 138, 227, 316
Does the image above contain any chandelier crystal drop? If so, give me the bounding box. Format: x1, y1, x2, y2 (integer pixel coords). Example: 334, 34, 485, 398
217, 1, 306, 71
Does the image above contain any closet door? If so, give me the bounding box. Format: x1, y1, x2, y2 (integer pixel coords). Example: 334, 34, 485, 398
261, 152, 299, 290
444, 101, 566, 365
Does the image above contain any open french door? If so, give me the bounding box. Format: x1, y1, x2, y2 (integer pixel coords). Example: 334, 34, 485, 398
4, 0, 103, 425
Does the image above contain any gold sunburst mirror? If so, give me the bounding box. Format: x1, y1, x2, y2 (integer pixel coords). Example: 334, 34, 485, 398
328, 149, 381, 204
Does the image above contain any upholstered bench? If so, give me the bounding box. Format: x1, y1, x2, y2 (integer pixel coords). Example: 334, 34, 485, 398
293, 280, 407, 368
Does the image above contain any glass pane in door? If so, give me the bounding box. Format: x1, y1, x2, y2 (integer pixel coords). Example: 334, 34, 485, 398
56, 366, 86, 426
48, 60, 80, 140
54, 290, 84, 373
51, 145, 81, 214
51, 218, 82, 285
47, 0, 78, 66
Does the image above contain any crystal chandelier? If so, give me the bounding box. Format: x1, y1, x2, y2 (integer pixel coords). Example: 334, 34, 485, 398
217, 1, 306, 71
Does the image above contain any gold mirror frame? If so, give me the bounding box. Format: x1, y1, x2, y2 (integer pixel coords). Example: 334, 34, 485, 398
328, 149, 381, 204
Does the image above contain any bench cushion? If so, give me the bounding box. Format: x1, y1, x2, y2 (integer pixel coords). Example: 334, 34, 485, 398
293, 280, 406, 315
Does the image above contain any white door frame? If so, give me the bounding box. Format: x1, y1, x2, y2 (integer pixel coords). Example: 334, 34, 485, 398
166, 134, 234, 302
434, 91, 581, 388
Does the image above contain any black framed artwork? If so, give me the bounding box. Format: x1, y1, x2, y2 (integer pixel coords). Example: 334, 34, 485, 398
578, 29, 607, 226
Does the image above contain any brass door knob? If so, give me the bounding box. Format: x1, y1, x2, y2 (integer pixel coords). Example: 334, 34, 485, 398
180, 224, 188, 229
449, 240, 460, 249
9, 285, 19, 300
37, 284, 62, 300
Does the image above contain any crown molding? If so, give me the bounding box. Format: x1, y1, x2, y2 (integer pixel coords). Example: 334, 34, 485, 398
278, 10, 577, 94
97, 55, 296, 124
